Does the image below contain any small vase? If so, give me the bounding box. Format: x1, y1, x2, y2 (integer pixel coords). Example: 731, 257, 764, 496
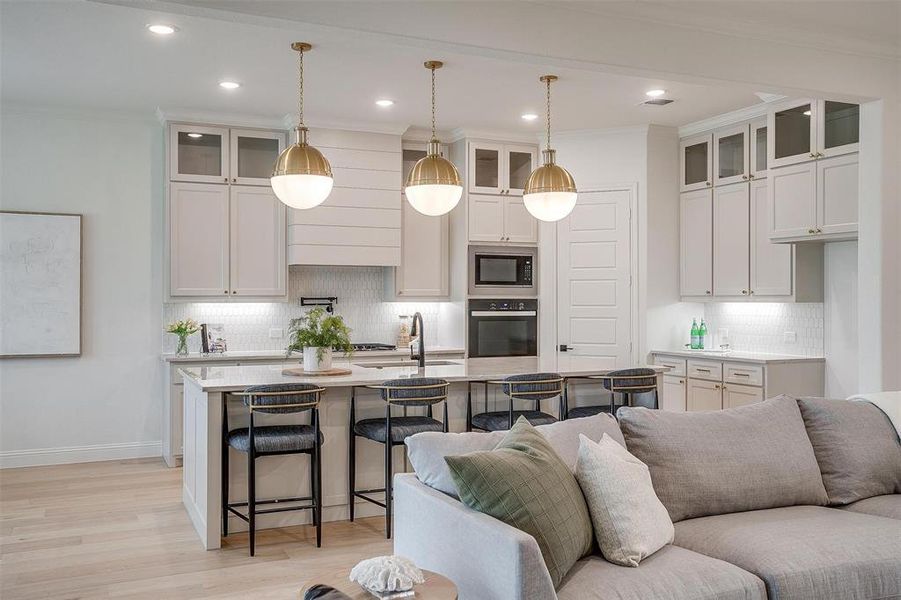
175, 335, 189, 357
303, 346, 333, 372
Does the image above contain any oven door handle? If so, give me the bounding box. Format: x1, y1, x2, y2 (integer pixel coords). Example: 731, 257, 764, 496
470, 311, 537, 317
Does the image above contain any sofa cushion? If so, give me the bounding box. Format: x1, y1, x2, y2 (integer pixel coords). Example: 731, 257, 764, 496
557, 545, 766, 600
840, 494, 901, 520
674, 506, 901, 600
575, 434, 674, 567
445, 418, 593, 589
406, 413, 624, 497
618, 396, 828, 522
798, 397, 901, 504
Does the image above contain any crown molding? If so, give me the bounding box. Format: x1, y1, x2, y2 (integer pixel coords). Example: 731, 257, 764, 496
447, 127, 540, 144
283, 114, 409, 136
157, 107, 285, 129
677, 98, 786, 137
553, 125, 651, 141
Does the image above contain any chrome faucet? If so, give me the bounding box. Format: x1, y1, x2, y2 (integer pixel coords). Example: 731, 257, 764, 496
410, 312, 426, 368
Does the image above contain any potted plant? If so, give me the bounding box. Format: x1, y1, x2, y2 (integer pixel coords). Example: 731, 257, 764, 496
287, 307, 353, 372
167, 318, 200, 357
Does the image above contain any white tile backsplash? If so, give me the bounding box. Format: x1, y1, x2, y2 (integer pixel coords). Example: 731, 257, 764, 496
703, 302, 824, 356
162, 266, 446, 354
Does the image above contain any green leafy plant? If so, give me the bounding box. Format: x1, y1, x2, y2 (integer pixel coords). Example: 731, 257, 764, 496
166, 319, 200, 336
287, 308, 353, 359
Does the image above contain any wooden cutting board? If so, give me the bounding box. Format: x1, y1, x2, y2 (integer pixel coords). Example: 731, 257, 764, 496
282, 367, 353, 377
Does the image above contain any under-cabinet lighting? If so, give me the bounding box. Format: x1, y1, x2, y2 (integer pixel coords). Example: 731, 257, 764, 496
521, 113, 539, 121
646, 89, 667, 98
219, 81, 241, 90
375, 99, 395, 107
147, 24, 177, 35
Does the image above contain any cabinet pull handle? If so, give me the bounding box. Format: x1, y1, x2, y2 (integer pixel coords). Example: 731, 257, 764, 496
734, 373, 750, 377
696, 368, 711, 373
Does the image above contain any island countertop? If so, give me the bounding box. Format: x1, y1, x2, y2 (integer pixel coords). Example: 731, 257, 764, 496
180, 355, 667, 392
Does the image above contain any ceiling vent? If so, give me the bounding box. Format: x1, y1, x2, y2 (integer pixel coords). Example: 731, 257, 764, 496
643, 98, 674, 106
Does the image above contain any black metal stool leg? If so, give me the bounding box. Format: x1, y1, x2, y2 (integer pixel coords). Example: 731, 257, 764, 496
348, 387, 356, 522
465, 383, 472, 432
222, 399, 229, 537
314, 409, 322, 547
248, 420, 256, 557
384, 410, 393, 539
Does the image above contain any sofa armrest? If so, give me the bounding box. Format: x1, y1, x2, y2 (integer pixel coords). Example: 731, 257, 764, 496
393, 473, 557, 600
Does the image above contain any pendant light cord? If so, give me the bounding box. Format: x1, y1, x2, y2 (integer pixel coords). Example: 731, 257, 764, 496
545, 76, 552, 151
430, 65, 437, 139
298, 46, 305, 128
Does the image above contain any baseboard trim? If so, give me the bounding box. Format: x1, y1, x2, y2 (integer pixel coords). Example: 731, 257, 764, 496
0, 440, 162, 469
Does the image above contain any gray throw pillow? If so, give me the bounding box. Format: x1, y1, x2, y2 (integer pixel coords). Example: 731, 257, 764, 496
445, 418, 593, 589
798, 397, 901, 505
618, 395, 829, 522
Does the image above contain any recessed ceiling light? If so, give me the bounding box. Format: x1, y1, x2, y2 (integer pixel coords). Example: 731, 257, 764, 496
803, 110, 812, 116
187, 133, 203, 138
521, 113, 539, 121
219, 81, 241, 90
147, 24, 177, 35
646, 89, 667, 98
375, 99, 395, 107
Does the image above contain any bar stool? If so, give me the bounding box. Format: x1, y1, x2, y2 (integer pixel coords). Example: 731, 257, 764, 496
575, 368, 658, 417
222, 383, 325, 556
468, 373, 564, 432
348, 378, 449, 538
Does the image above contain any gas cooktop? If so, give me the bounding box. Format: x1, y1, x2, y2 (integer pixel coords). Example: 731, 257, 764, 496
349, 343, 397, 352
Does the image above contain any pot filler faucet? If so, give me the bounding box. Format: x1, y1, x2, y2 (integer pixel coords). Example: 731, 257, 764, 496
410, 312, 426, 368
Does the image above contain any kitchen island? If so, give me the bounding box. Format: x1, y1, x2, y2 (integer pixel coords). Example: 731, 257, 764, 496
180, 355, 665, 549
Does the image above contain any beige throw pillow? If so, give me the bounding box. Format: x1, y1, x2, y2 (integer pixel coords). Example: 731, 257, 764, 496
575, 433, 674, 567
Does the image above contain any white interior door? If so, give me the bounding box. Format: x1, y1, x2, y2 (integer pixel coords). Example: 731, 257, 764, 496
557, 188, 633, 369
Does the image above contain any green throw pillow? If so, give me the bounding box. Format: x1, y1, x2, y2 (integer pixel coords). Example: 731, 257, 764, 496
445, 417, 593, 588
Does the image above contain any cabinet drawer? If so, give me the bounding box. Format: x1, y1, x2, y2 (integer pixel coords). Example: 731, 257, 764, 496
723, 362, 764, 386
654, 355, 686, 377
687, 359, 723, 381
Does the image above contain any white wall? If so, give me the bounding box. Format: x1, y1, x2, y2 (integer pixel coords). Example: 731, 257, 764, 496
0, 107, 165, 467
824, 242, 859, 397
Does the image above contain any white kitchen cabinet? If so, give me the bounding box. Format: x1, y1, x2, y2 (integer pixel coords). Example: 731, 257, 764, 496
169, 182, 230, 297
467, 142, 537, 196
714, 124, 749, 187
818, 100, 859, 158
712, 182, 750, 296
750, 179, 792, 296
768, 99, 817, 169
660, 374, 687, 412
687, 378, 722, 411
680, 133, 713, 192
503, 197, 538, 243
769, 154, 858, 243
228, 129, 285, 186
169, 124, 230, 184
680, 189, 713, 296
749, 119, 768, 180
394, 146, 449, 299
468, 194, 537, 244
229, 186, 286, 297
722, 382, 763, 409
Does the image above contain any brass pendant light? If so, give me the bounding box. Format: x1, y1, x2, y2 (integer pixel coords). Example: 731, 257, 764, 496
404, 61, 463, 216
523, 75, 577, 222
271, 42, 334, 210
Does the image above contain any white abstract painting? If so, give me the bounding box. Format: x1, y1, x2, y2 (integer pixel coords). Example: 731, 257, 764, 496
0, 212, 82, 357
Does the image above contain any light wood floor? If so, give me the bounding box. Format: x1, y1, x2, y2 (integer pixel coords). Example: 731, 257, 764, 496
1, 458, 392, 599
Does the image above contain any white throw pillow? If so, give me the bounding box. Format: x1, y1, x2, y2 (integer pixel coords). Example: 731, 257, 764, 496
574, 433, 674, 567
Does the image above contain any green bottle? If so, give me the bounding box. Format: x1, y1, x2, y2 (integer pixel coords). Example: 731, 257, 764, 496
690, 319, 699, 350
699, 319, 708, 350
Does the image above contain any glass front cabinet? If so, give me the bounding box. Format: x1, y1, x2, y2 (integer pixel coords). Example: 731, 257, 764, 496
468, 142, 537, 196
169, 124, 286, 186
680, 133, 713, 192
713, 124, 749, 186
749, 119, 768, 179
768, 99, 858, 169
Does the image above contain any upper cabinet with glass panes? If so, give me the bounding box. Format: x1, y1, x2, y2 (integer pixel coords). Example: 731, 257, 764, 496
467, 142, 538, 196
169, 124, 286, 186
767, 99, 858, 169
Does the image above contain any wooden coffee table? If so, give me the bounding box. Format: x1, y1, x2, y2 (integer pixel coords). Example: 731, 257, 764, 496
299, 568, 457, 599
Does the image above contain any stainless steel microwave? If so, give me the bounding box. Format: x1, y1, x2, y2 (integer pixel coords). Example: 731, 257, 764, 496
468, 245, 537, 296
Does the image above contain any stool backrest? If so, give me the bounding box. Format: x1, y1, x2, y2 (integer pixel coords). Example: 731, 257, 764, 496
371, 377, 449, 407
241, 383, 324, 414
600, 368, 658, 393
501, 373, 564, 400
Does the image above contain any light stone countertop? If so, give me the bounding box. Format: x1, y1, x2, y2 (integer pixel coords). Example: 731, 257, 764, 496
162, 346, 465, 363
650, 349, 825, 364
180, 355, 667, 393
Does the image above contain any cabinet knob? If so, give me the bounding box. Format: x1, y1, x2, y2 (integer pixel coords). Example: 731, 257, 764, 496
231, 291, 237, 294
808, 228, 816, 234
816, 227, 822, 234
809, 153, 816, 158
816, 152, 824, 158
749, 174, 755, 179
706, 290, 711, 295
232, 178, 237, 182
742, 175, 748, 180
741, 289, 748, 295
706, 181, 711, 187
224, 177, 228, 182
224, 291, 228, 294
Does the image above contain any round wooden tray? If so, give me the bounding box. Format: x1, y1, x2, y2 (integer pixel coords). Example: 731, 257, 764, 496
299, 568, 457, 599
282, 367, 353, 377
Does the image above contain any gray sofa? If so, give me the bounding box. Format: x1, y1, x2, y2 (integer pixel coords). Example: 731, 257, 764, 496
394, 396, 901, 600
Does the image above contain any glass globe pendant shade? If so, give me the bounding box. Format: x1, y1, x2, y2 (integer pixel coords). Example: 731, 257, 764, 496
404, 139, 463, 216
523, 148, 577, 222
270, 126, 334, 209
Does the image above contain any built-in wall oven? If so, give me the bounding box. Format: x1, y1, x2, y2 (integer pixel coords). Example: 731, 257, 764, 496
468, 299, 538, 358
468, 245, 537, 296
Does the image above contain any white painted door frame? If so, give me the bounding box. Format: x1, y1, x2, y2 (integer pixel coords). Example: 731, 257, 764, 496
539, 183, 640, 365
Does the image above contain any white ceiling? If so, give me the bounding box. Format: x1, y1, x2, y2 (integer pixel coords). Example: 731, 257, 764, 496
0, 1, 776, 134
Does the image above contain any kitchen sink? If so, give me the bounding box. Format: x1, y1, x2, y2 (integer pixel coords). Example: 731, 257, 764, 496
354, 360, 461, 369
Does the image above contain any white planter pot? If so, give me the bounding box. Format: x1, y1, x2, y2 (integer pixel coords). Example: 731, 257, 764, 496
303, 347, 333, 372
